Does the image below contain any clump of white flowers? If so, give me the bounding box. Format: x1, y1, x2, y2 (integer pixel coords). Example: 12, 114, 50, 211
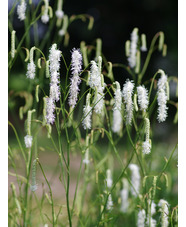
128, 28, 138, 68
82, 93, 92, 130
129, 164, 140, 197
68, 48, 82, 108
112, 81, 122, 133
120, 178, 129, 213
137, 209, 146, 227
41, 0, 49, 24
137, 85, 149, 112
122, 79, 134, 125
157, 69, 169, 122
17, 0, 26, 21
158, 199, 169, 227
46, 44, 61, 124
142, 118, 151, 154
26, 47, 36, 79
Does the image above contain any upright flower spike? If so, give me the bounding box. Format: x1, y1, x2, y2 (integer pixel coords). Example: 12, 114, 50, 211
89, 57, 105, 114
82, 93, 92, 130
137, 85, 149, 112
112, 81, 122, 133
129, 164, 140, 197
17, 0, 27, 21
26, 47, 36, 79
68, 48, 82, 109
120, 178, 129, 213
158, 199, 169, 227
142, 118, 151, 154
157, 70, 168, 122
137, 209, 146, 227
128, 28, 139, 68
49, 43, 61, 102
46, 96, 55, 124
122, 79, 134, 125
41, 0, 49, 24
24, 135, 33, 148
11, 30, 16, 59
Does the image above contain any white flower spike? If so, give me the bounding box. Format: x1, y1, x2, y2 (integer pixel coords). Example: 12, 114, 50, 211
68, 48, 82, 108
112, 81, 122, 133
122, 79, 134, 125
137, 85, 149, 112
128, 28, 138, 68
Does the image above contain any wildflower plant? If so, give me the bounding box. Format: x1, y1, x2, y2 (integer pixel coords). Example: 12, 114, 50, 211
8, 1, 178, 227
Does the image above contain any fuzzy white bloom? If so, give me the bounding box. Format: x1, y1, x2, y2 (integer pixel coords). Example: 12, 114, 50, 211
24, 135, 33, 148
137, 85, 149, 112
112, 81, 122, 133
17, 0, 26, 21
158, 199, 169, 227
106, 169, 113, 189
128, 28, 138, 68
157, 71, 168, 122
129, 164, 140, 197
122, 80, 134, 125
56, 10, 64, 19
46, 97, 55, 124
26, 61, 36, 79
49, 44, 61, 102
142, 140, 151, 154
146, 200, 157, 227
106, 194, 113, 211
68, 48, 82, 108
137, 209, 146, 227
120, 179, 129, 213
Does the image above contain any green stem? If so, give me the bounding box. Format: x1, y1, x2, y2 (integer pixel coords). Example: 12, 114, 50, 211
37, 160, 55, 226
